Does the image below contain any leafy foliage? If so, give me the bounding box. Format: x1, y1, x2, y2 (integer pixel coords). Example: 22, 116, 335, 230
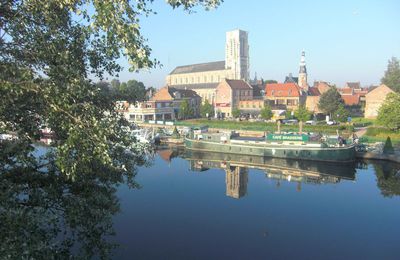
318, 86, 343, 116
200, 99, 214, 118
334, 103, 350, 123
294, 105, 311, 122
260, 105, 273, 120
232, 108, 241, 118
377, 93, 400, 130
1, 0, 220, 176
381, 57, 400, 93
178, 100, 193, 120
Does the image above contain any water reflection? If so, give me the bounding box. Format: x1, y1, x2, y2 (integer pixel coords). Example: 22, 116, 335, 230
0, 145, 153, 259
180, 149, 358, 199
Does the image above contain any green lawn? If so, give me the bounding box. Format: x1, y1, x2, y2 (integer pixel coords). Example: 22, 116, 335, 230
362, 127, 400, 145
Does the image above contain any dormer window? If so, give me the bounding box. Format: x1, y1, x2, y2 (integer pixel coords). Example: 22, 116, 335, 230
288, 89, 292, 96
271, 90, 275, 96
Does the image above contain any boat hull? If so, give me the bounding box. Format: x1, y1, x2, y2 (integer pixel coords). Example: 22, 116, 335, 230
184, 137, 356, 162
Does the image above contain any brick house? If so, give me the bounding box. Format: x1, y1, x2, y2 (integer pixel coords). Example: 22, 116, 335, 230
215, 79, 253, 118
264, 82, 306, 111
365, 84, 394, 119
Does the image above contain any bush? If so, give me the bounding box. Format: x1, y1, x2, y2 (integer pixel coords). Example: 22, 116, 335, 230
383, 137, 394, 154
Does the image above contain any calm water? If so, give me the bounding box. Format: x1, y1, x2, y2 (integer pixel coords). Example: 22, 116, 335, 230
111, 148, 400, 259
3, 146, 400, 259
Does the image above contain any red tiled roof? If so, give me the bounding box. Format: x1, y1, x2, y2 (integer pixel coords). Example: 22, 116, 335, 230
226, 79, 252, 90
340, 87, 354, 95
341, 94, 360, 106
265, 83, 302, 97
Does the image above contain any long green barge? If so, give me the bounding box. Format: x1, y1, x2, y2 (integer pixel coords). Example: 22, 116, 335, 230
184, 128, 356, 162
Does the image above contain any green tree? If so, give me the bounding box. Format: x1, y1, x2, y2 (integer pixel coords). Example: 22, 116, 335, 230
377, 93, 400, 130
294, 105, 312, 122
116, 79, 147, 102
178, 100, 193, 120
110, 79, 121, 89
200, 99, 214, 118
1, 0, 221, 176
318, 86, 343, 117
260, 105, 273, 120
232, 108, 241, 118
285, 109, 293, 119
381, 57, 400, 93
334, 103, 350, 123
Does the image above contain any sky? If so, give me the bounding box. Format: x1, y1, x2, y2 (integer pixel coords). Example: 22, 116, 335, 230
112, 0, 400, 88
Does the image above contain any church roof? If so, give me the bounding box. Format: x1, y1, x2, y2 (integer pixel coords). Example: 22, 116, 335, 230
169, 61, 226, 75
170, 83, 219, 90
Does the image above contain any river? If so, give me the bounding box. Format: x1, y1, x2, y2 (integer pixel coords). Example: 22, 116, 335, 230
111, 147, 400, 259
1, 145, 400, 259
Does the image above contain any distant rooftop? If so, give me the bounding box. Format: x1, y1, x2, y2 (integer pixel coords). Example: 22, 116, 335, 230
169, 61, 225, 75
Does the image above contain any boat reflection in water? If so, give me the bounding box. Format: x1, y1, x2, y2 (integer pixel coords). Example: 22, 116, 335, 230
181, 149, 357, 199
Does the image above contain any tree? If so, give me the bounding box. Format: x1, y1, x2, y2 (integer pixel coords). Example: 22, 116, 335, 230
285, 109, 293, 119
178, 100, 193, 120
318, 86, 343, 117
1, 0, 221, 176
260, 105, 273, 120
232, 108, 241, 118
334, 103, 350, 123
200, 99, 214, 118
377, 93, 400, 130
110, 79, 121, 89
294, 105, 311, 122
381, 57, 400, 93
117, 79, 147, 102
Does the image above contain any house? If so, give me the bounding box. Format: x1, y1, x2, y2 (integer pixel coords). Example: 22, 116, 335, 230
365, 84, 394, 119
264, 82, 306, 111
124, 86, 201, 122
215, 79, 253, 118
305, 81, 332, 113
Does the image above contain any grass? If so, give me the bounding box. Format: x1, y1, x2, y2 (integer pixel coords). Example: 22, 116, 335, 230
176, 119, 351, 134
362, 127, 400, 145
351, 117, 376, 127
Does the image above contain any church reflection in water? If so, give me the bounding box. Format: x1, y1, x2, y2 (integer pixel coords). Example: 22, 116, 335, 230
180, 149, 358, 199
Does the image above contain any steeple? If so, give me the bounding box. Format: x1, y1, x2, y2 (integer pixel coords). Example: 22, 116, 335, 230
298, 50, 308, 91
299, 50, 307, 74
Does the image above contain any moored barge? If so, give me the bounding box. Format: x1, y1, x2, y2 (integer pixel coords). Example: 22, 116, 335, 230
184, 128, 356, 162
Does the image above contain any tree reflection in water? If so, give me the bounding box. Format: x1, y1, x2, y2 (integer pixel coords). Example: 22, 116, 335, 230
373, 161, 400, 197
0, 145, 154, 259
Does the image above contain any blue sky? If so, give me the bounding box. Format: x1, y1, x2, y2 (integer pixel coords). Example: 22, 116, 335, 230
113, 0, 400, 88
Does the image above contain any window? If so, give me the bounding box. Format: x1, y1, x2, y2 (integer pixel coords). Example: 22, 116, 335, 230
211, 75, 214, 82
271, 90, 275, 96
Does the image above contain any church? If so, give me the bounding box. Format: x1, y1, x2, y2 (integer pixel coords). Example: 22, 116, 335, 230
165, 29, 250, 104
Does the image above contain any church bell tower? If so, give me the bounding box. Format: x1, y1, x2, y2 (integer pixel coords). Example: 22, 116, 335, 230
298, 51, 308, 91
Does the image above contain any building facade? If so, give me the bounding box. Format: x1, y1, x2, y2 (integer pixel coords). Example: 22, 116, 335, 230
365, 84, 394, 119
215, 79, 253, 118
264, 83, 306, 111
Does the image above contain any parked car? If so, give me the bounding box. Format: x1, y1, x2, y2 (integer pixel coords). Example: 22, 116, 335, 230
326, 120, 338, 125
284, 119, 298, 125
305, 120, 317, 125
